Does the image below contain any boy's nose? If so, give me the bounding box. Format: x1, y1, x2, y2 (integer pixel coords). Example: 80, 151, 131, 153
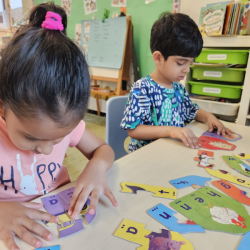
183, 67, 190, 74
36, 141, 53, 155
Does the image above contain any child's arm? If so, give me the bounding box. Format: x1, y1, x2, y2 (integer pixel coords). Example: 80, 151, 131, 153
128, 125, 199, 149
195, 109, 233, 135
68, 128, 118, 220
0, 201, 59, 250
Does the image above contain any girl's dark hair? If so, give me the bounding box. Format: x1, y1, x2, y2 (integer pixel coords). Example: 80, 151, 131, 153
150, 12, 203, 60
0, 2, 90, 127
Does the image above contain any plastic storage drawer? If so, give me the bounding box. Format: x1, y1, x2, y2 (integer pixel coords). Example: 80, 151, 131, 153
195, 49, 249, 64
191, 67, 245, 83
188, 81, 242, 99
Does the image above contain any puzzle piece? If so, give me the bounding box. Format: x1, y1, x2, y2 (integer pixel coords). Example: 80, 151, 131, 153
41, 188, 96, 238
206, 168, 250, 188
120, 182, 177, 199
198, 136, 236, 151
223, 156, 250, 177
194, 150, 214, 168
147, 203, 205, 233
212, 180, 250, 206
170, 176, 211, 189
202, 129, 242, 142
235, 153, 250, 162
114, 219, 194, 250
35, 246, 60, 250
237, 231, 250, 250
171, 187, 250, 234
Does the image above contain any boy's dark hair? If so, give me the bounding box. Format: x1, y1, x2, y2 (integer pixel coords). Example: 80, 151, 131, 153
150, 12, 203, 60
0, 2, 90, 127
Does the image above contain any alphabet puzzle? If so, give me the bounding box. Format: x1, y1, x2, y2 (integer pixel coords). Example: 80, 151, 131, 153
170, 176, 211, 189
41, 187, 96, 238
202, 129, 242, 142
114, 219, 194, 250
171, 187, 250, 234
212, 180, 250, 206
147, 203, 205, 233
235, 153, 250, 162
223, 156, 250, 177
237, 231, 250, 250
198, 136, 236, 151
35, 246, 60, 250
120, 182, 177, 199
194, 150, 214, 168
205, 168, 250, 188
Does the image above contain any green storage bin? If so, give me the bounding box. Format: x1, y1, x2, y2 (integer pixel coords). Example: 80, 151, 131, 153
195, 49, 249, 64
191, 67, 245, 83
188, 81, 242, 99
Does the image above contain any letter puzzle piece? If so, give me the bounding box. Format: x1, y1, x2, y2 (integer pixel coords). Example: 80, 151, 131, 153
212, 180, 250, 206
120, 182, 177, 199
237, 231, 250, 250
202, 129, 242, 142
223, 156, 250, 177
171, 187, 250, 234
235, 153, 250, 162
206, 168, 250, 188
170, 176, 211, 189
41, 187, 95, 238
35, 246, 60, 250
114, 219, 194, 250
147, 203, 205, 233
194, 150, 214, 168
198, 136, 236, 151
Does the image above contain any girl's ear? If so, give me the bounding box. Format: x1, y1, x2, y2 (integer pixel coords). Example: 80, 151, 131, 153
152, 51, 164, 65
0, 99, 5, 117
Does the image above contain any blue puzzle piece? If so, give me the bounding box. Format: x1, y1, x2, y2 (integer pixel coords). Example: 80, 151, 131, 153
147, 203, 205, 234
170, 175, 211, 189
237, 231, 250, 250
35, 245, 60, 250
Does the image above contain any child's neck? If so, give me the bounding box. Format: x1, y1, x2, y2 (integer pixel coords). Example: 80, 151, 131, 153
150, 69, 173, 89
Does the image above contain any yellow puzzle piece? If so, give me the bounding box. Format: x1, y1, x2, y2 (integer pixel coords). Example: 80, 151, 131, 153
235, 153, 250, 161
114, 219, 193, 250
206, 168, 250, 188
120, 182, 177, 199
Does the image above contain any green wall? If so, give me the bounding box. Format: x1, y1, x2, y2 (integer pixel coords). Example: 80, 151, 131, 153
34, 0, 173, 77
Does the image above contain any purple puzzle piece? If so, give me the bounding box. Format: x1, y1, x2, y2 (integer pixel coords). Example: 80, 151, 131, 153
58, 218, 84, 238
59, 187, 75, 204
202, 129, 242, 142
85, 198, 96, 224
41, 194, 69, 216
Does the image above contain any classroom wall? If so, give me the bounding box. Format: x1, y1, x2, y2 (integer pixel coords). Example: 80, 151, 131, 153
34, 0, 173, 78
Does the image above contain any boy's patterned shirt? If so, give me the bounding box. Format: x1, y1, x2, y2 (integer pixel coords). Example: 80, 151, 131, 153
120, 75, 199, 152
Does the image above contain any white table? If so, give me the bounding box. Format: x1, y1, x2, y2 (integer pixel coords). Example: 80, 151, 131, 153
1, 121, 250, 250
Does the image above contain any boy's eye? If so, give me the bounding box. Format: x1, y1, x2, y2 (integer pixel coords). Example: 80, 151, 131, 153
177, 62, 184, 66
26, 137, 37, 141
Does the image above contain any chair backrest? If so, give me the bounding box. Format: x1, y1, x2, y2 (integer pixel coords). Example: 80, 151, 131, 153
106, 96, 129, 160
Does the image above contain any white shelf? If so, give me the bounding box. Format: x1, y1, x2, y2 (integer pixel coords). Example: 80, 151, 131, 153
203, 36, 250, 48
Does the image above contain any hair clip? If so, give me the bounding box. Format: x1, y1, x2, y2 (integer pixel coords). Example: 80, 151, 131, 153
41, 11, 64, 31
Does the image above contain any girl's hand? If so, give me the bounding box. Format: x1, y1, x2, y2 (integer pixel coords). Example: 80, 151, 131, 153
170, 127, 199, 149
68, 164, 118, 220
0, 201, 59, 250
207, 114, 233, 136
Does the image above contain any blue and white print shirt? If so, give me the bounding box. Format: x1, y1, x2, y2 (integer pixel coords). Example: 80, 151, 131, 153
120, 75, 199, 152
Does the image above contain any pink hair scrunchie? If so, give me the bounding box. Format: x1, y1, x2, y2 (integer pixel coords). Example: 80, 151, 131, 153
41, 11, 64, 31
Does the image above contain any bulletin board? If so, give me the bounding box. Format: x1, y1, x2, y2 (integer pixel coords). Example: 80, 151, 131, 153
33, 0, 173, 77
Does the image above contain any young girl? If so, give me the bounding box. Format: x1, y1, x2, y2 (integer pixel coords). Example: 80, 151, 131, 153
0, 3, 117, 250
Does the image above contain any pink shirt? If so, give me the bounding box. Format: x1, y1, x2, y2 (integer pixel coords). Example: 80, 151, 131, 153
0, 117, 85, 202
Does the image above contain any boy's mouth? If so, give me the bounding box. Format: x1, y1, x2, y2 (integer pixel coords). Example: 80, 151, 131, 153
179, 76, 185, 80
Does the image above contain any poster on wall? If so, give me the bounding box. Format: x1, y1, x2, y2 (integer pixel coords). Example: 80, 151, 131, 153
111, 0, 126, 7
173, 0, 180, 13
75, 24, 82, 47
62, 0, 72, 16
145, 0, 155, 4
84, 0, 97, 15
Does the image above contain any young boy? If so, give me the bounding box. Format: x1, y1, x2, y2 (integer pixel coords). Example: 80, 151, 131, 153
120, 12, 232, 152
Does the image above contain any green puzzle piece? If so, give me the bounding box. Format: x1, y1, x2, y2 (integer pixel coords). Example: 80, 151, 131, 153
223, 156, 250, 177
170, 187, 250, 234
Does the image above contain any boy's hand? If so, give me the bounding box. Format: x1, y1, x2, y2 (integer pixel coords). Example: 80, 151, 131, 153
68, 164, 118, 220
207, 114, 233, 136
170, 127, 199, 149
0, 202, 59, 250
